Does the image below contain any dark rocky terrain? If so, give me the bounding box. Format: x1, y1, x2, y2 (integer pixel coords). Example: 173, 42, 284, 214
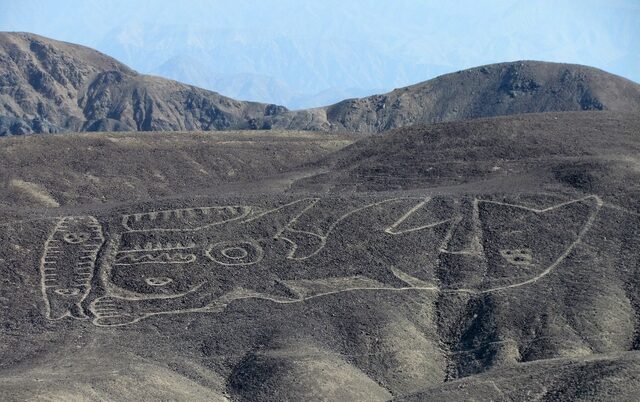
0, 32, 289, 135
303, 111, 640, 212
0, 111, 638, 400
0, 130, 352, 211
272, 62, 640, 132
2, 32, 640, 136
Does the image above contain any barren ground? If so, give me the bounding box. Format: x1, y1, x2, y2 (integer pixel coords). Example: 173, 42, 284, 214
0, 111, 638, 401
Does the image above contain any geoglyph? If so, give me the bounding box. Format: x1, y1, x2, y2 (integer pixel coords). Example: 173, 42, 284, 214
39, 195, 602, 327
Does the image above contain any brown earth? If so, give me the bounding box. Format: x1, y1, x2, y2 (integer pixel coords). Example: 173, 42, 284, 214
0, 32, 288, 135
0, 111, 638, 400
2, 32, 640, 137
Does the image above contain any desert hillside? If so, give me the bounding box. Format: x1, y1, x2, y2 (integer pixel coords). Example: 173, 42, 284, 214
2, 33, 640, 136
273, 61, 640, 132
0, 32, 288, 135
1, 111, 638, 400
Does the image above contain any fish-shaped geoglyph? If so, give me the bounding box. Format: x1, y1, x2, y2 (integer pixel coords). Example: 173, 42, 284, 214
40, 216, 104, 320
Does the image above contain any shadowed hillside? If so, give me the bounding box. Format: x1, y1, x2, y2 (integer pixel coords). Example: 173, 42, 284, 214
0, 32, 288, 135
272, 61, 640, 132
2, 33, 640, 136
0, 111, 638, 400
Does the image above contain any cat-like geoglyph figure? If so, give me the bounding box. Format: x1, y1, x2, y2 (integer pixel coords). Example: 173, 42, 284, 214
38, 195, 602, 327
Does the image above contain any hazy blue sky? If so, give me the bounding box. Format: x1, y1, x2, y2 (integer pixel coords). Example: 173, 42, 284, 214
1, 0, 638, 108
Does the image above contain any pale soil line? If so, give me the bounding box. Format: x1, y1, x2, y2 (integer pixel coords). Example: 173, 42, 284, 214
89, 196, 605, 326
385, 197, 431, 234
25, 193, 603, 329
476, 195, 603, 293
40, 216, 104, 321
121, 205, 252, 232
603, 203, 640, 217
283, 197, 417, 260
9, 179, 60, 207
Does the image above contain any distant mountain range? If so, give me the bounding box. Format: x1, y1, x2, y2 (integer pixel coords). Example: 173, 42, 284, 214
152, 55, 384, 109
0, 32, 287, 135
274, 61, 640, 132
5, 1, 638, 108
1, 32, 640, 136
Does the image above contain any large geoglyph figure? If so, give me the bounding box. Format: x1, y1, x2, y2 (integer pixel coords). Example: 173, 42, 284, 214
40, 195, 601, 327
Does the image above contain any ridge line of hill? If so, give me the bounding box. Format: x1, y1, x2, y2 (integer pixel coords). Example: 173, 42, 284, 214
1, 32, 640, 136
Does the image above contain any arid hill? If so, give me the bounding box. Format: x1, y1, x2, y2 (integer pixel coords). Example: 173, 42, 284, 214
0, 130, 353, 212
302, 111, 640, 211
1, 111, 638, 400
2, 32, 640, 136
272, 61, 640, 132
0, 32, 288, 135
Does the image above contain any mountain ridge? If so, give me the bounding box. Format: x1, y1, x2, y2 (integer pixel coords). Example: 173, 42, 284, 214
271, 60, 640, 132
2, 32, 640, 136
0, 32, 288, 135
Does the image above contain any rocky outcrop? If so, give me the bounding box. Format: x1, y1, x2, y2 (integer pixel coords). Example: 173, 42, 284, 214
0, 32, 287, 135
271, 61, 640, 132
2, 32, 640, 135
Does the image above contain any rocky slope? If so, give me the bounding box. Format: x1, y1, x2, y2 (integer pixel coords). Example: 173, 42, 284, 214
0, 112, 638, 400
2, 33, 640, 136
0, 130, 353, 210
0, 32, 287, 135
303, 111, 640, 207
272, 61, 640, 132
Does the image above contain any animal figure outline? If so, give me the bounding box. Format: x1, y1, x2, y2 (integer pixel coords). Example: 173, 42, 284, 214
38, 195, 603, 327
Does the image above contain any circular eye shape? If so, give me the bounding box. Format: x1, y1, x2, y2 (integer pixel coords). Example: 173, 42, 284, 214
221, 246, 249, 260
205, 241, 264, 266
145, 277, 173, 286
63, 232, 91, 244
54, 288, 80, 296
